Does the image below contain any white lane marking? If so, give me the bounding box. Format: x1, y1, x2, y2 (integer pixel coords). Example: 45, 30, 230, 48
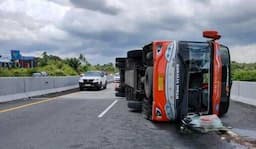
98, 100, 118, 118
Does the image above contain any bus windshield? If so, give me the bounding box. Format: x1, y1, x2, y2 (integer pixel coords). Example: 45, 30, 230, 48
178, 41, 211, 114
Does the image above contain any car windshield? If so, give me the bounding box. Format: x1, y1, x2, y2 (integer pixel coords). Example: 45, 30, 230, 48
114, 73, 120, 77
84, 72, 101, 77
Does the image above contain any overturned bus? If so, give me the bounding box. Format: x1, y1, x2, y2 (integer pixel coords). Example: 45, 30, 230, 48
115, 31, 232, 124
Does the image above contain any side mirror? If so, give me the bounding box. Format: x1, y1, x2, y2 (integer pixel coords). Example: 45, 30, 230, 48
80, 73, 84, 77
203, 30, 221, 40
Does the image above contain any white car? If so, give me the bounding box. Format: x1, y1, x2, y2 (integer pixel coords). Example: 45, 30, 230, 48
113, 73, 120, 83
79, 71, 107, 90
32, 71, 48, 77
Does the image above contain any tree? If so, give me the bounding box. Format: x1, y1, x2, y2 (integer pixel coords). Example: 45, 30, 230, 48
91, 63, 115, 73
79, 53, 89, 65
38, 52, 48, 67
65, 58, 81, 72
48, 55, 61, 61
231, 61, 256, 81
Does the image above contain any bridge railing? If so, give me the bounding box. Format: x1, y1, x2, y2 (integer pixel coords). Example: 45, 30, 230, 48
231, 81, 256, 106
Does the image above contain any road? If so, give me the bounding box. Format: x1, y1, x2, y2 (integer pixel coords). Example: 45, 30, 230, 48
0, 84, 255, 149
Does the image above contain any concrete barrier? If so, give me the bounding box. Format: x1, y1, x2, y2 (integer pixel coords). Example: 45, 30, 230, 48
231, 81, 256, 106
0, 76, 79, 103
0, 78, 255, 106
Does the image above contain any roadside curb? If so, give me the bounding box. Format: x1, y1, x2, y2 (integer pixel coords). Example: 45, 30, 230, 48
0, 85, 78, 103
231, 95, 256, 107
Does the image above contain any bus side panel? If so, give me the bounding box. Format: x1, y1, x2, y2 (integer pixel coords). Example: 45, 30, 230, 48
152, 41, 171, 121
212, 42, 222, 115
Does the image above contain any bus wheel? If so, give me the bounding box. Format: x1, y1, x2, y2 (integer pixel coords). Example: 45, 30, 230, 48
143, 67, 153, 120
144, 67, 153, 99
143, 98, 152, 120
127, 50, 142, 59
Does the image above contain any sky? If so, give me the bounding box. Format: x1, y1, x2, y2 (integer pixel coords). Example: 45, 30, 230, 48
0, 0, 255, 64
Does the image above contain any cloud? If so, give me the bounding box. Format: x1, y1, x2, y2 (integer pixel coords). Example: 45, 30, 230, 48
47, 0, 71, 6
69, 0, 123, 15
231, 44, 256, 63
0, 0, 255, 64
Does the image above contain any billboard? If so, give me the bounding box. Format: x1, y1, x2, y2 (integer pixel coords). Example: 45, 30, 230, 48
11, 50, 21, 61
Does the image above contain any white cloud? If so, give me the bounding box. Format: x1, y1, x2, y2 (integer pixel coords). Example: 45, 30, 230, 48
231, 44, 256, 63
0, 0, 70, 22
0, 0, 255, 64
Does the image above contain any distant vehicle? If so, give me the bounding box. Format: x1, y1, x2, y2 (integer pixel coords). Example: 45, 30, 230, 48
114, 73, 120, 83
79, 71, 107, 91
40, 72, 48, 76
32, 72, 48, 77
106, 73, 114, 83
115, 58, 126, 97
114, 73, 121, 95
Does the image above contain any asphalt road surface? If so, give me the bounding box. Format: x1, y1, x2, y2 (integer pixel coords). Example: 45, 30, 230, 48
0, 84, 255, 149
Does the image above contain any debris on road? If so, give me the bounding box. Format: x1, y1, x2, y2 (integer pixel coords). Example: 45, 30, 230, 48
181, 114, 226, 133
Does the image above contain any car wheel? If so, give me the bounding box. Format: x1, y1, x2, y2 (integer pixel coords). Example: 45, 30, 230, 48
103, 82, 107, 89
79, 86, 83, 91
98, 82, 103, 90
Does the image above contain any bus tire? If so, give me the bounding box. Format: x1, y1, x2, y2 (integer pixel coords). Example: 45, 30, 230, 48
144, 67, 153, 99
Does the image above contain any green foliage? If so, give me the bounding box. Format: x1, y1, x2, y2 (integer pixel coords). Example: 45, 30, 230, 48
232, 70, 256, 81
231, 61, 256, 81
0, 52, 78, 77
36, 63, 77, 76
38, 52, 48, 67
0, 68, 14, 77
79, 65, 89, 73
64, 58, 81, 72
92, 63, 116, 73
1, 52, 254, 80
0, 52, 116, 77
78, 53, 89, 65
34, 52, 78, 76
0, 68, 37, 77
